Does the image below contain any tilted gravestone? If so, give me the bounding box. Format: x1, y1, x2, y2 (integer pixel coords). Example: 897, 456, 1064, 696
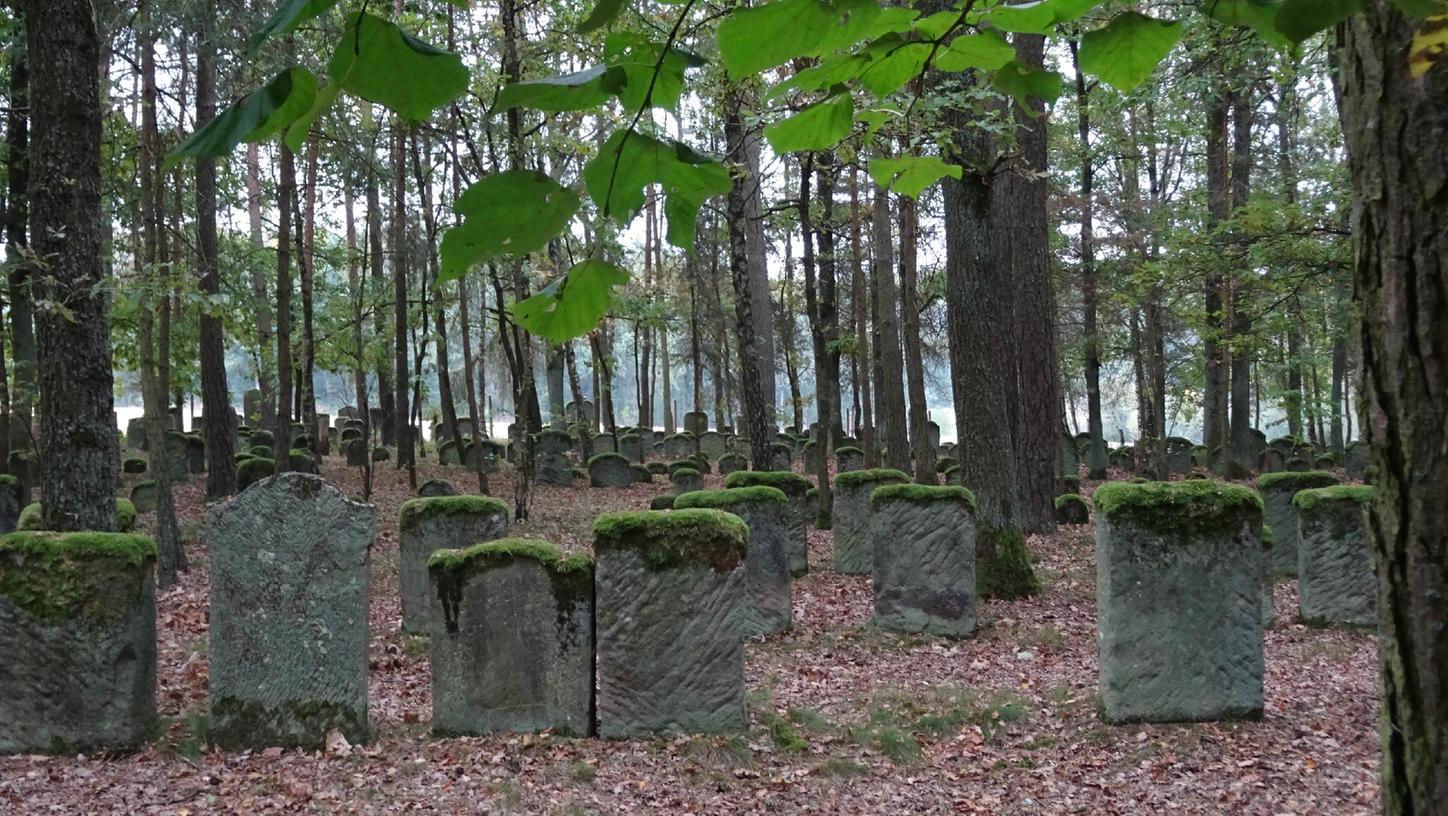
724, 470, 813, 577
399, 496, 509, 634
870, 485, 977, 637
593, 510, 748, 737
1295, 486, 1375, 627
0, 531, 157, 754
588, 453, 635, 488
1094, 480, 1264, 723
675, 488, 792, 635
207, 473, 376, 749
1257, 471, 1338, 577
832, 469, 910, 574
429, 540, 594, 736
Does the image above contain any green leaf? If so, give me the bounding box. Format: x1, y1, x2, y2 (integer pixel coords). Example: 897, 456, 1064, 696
1078, 12, 1183, 93
1391, 0, 1448, 15
1275, 0, 1364, 42
1206, 0, 1291, 46
170, 67, 317, 159
975, 0, 1100, 33
284, 82, 340, 152
867, 155, 962, 197
767, 53, 869, 100
328, 12, 469, 121
765, 94, 855, 153
602, 33, 703, 112
512, 260, 630, 341
857, 40, 933, 97
584, 131, 731, 249
498, 64, 613, 112
934, 31, 1017, 71
438, 170, 581, 283
993, 59, 1063, 109
580, 0, 628, 33
717, 0, 881, 77
248, 0, 340, 56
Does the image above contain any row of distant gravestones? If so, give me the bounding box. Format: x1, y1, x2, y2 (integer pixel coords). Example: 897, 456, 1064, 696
1061, 430, 1370, 481
0, 460, 1374, 754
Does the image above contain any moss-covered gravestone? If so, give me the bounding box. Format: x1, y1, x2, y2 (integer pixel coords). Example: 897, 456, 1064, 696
1257, 471, 1338, 577
236, 457, 275, 490
345, 438, 367, 467
593, 510, 748, 738
698, 431, 727, 460
670, 467, 703, 496
618, 433, 642, 462
418, 478, 459, 497
1055, 494, 1090, 525
630, 463, 653, 484
649, 495, 675, 511
399, 496, 509, 634
836, 446, 864, 472
592, 433, 617, 455
130, 480, 159, 513
802, 441, 821, 473
1165, 437, 1194, 475
1094, 480, 1264, 724
763, 442, 792, 472
429, 540, 594, 737
536, 429, 575, 486
723, 470, 812, 577
19, 499, 137, 533
869, 485, 977, 638
206, 473, 376, 749
662, 433, 694, 459
1294, 486, 1375, 626
719, 453, 748, 475
675, 488, 792, 636
588, 453, 635, 488
0, 532, 157, 754
832, 469, 910, 574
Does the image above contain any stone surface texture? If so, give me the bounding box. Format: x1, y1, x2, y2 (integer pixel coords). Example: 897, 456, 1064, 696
1297, 493, 1375, 626
871, 496, 976, 637
832, 474, 908, 574
400, 500, 509, 633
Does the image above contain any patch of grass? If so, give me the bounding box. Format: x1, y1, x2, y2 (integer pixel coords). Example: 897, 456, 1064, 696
818, 757, 867, 778
1081, 724, 1117, 749
492, 778, 523, 808
770, 718, 808, 755
1021, 734, 1057, 750
400, 634, 430, 658
1030, 626, 1066, 652
157, 711, 209, 760
681, 733, 755, 769
567, 760, 596, 783
785, 707, 835, 735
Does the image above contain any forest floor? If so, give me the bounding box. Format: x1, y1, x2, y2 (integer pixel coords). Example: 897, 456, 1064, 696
0, 456, 1379, 815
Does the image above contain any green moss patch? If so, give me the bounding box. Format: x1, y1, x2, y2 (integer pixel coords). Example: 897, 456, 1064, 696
670, 467, 701, 479
724, 470, 812, 497
835, 446, 863, 456
400, 495, 509, 532
1257, 470, 1338, 493
428, 537, 591, 575
1094, 479, 1262, 538
1054, 494, 1088, 511
593, 509, 748, 573
1293, 485, 1374, 512
976, 523, 1039, 599
18, 499, 138, 533
0, 531, 157, 623
237, 457, 275, 489
0, 474, 19, 486
667, 459, 698, 473
587, 452, 628, 467
870, 484, 976, 511
649, 495, 676, 511
835, 468, 910, 490
675, 486, 787, 510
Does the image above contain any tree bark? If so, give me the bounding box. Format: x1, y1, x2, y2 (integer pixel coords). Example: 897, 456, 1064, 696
871, 180, 909, 472
1071, 41, 1106, 479
898, 190, 933, 483
391, 119, 413, 481
723, 86, 773, 467
1203, 90, 1230, 469
245, 143, 276, 432
4, 23, 33, 497
274, 142, 295, 474
1227, 88, 1255, 476
848, 164, 875, 467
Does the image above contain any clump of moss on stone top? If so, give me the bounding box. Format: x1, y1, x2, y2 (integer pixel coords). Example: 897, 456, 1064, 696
586, 452, 628, 467
1053, 493, 1088, 511
674, 486, 787, 510
0, 473, 18, 487
1093, 479, 1262, 538
666, 459, 698, 473
670, 467, 701, 479
870, 483, 976, 511
0, 531, 157, 623
400, 495, 509, 532
428, 537, 590, 575
649, 494, 675, 511
1257, 470, 1338, 492
1262, 524, 1275, 546
592, 509, 748, 573
724, 470, 811, 496
835, 468, 910, 489
1293, 484, 1373, 512
834, 445, 863, 456
18, 499, 138, 533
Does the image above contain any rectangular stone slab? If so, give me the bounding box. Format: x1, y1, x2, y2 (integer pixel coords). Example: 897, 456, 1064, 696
871, 499, 976, 637
1298, 498, 1375, 626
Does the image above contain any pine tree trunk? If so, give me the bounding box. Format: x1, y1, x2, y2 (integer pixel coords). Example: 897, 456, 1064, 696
723, 86, 773, 467
1228, 89, 1255, 477
299, 135, 319, 456
848, 165, 875, 467
391, 120, 413, 479
871, 180, 909, 472
274, 142, 295, 474
1203, 91, 1230, 469
1071, 41, 1106, 479
898, 192, 933, 483
245, 144, 276, 433
4, 24, 34, 499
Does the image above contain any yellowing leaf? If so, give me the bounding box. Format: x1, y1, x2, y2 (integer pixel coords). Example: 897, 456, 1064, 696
1410, 12, 1448, 77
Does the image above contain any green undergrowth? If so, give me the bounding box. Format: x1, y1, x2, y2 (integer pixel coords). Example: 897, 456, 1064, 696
976, 522, 1039, 599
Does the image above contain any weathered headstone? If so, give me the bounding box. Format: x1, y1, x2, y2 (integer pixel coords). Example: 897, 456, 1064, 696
1094, 480, 1264, 723
869, 485, 976, 637
1343, 441, 1369, 481
125, 417, 147, 451
670, 467, 703, 496
662, 432, 694, 459
0, 531, 158, 754
345, 438, 368, 467
1165, 436, 1195, 475
1055, 494, 1090, 525
593, 510, 747, 737
763, 442, 793, 472
592, 433, 617, 455
683, 411, 708, 437
1059, 432, 1080, 477
836, 446, 864, 472
207, 473, 376, 749
698, 431, 727, 460
801, 441, 821, 473
588, 453, 635, 488
418, 478, 459, 497
1295, 486, 1375, 626
724, 470, 813, 577
832, 469, 910, 574
719, 452, 748, 475
676, 488, 792, 635
130, 480, 159, 513
1257, 470, 1338, 577
536, 429, 575, 486
618, 433, 643, 462
429, 540, 594, 736
243, 388, 262, 423
236, 457, 275, 491
399, 496, 509, 634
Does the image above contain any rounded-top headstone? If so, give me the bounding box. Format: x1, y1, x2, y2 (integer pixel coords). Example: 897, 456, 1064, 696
418, 478, 460, 497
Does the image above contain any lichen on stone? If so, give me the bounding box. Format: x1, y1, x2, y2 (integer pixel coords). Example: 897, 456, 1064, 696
1257, 470, 1338, 493
1094, 479, 1262, 538
18, 499, 138, 533
870, 483, 976, 510
400, 495, 509, 532
592, 508, 748, 573
674, 486, 787, 510
834, 468, 910, 489
724, 470, 812, 497
1293, 484, 1373, 512
0, 531, 156, 623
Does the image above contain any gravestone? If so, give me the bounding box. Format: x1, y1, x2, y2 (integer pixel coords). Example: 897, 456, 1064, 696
698, 431, 727, 460
125, 418, 147, 451
1059, 433, 1080, 477
592, 433, 617, 455
1295, 486, 1375, 626
618, 433, 642, 462
662, 433, 694, 459
399, 496, 509, 634
1055, 494, 1090, 525
870, 485, 976, 637
243, 388, 262, 423
1261, 449, 1285, 473
724, 470, 812, 577
675, 488, 793, 635
927, 421, 941, 452
1165, 437, 1195, 475
593, 510, 748, 737
1257, 471, 1338, 577
763, 443, 793, 472
418, 478, 459, 497
185, 434, 206, 474
345, 438, 368, 467
832, 469, 910, 574
130, 480, 159, 513
719, 452, 748, 475
207, 473, 376, 749
1094, 480, 1264, 723
1343, 441, 1369, 481
589, 453, 635, 488
536, 429, 576, 486
683, 411, 708, 437
0, 531, 158, 754
429, 540, 594, 736
801, 441, 821, 473
670, 467, 703, 496
836, 446, 864, 472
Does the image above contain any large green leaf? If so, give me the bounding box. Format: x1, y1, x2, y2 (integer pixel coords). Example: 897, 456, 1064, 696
857, 39, 933, 98
512, 260, 630, 341
601, 32, 704, 112
584, 131, 731, 249
1079, 12, 1183, 92
170, 67, 318, 159
580, 0, 628, 32
248, 0, 341, 56
993, 59, 1063, 109
766, 53, 869, 100
978, 0, 1100, 33
868, 155, 961, 197
284, 82, 341, 152
1206, 0, 1291, 46
497, 64, 613, 112
934, 31, 1017, 71
764, 94, 855, 153
438, 170, 581, 283
1274, 0, 1364, 42
716, 0, 881, 77
328, 12, 469, 121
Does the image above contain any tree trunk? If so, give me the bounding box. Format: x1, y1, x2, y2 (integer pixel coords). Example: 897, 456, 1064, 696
365, 159, 394, 447
898, 190, 933, 483
274, 141, 295, 474
1071, 41, 1106, 479
391, 120, 413, 482
245, 144, 276, 432
4, 23, 33, 497
299, 135, 319, 456
1228, 88, 1255, 477
1203, 91, 1230, 469
799, 153, 833, 524
848, 165, 875, 467
723, 86, 773, 467
744, 117, 776, 419
871, 180, 909, 472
